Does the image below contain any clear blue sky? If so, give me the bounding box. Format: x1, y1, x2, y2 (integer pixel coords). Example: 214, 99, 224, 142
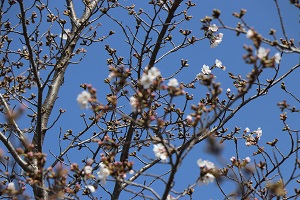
3, 0, 299, 199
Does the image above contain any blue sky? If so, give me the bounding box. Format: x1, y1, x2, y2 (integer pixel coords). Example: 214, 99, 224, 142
2, 0, 299, 199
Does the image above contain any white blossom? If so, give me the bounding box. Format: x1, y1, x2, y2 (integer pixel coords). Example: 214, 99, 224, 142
7, 182, 15, 190
254, 127, 262, 139
246, 29, 254, 38
244, 157, 251, 163
257, 47, 269, 59
77, 91, 91, 109
129, 96, 138, 112
201, 64, 211, 75
227, 88, 231, 93
186, 115, 193, 122
215, 59, 222, 68
108, 72, 115, 81
140, 67, 161, 89
84, 166, 93, 175
59, 29, 70, 40
274, 52, 281, 64
168, 78, 179, 87
230, 156, 236, 162
199, 173, 215, 185
97, 162, 110, 184
210, 33, 223, 48
197, 159, 215, 170
196, 73, 202, 80
208, 24, 218, 32
153, 143, 168, 161
85, 185, 96, 193
245, 127, 250, 133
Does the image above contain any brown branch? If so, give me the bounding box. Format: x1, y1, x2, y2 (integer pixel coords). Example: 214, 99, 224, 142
148, 0, 183, 68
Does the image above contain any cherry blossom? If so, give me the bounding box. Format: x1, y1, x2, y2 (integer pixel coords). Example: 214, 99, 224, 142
197, 159, 215, 170
210, 33, 223, 48
97, 162, 110, 184
85, 185, 96, 193
186, 115, 193, 122
208, 24, 218, 32
7, 182, 15, 190
84, 166, 93, 175
244, 157, 251, 163
257, 47, 269, 59
244, 127, 250, 133
140, 67, 161, 89
129, 96, 138, 112
77, 91, 91, 109
246, 29, 254, 38
167, 78, 179, 87
227, 88, 231, 93
274, 52, 281, 64
153, 143, 168, 161
199, 173, 215, 185
201, 64, 211, 75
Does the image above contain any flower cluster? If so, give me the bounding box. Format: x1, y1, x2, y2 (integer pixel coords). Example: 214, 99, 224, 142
77, 91, 91, 109
196, 59, 226, 80
97, 162, 110, 184
153, 143, 168, 161
230, 156, 251, 167
197, 159, 216, 185
140, 67, 161, 89
244, 127, 263, 146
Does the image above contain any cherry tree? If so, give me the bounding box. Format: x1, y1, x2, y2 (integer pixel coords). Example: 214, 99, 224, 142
0, 0, 299, 199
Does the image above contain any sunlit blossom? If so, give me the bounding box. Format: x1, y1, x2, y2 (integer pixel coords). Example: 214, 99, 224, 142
199, 173, 215, 185
254, 127, 262, 139
210, 33, 223, 48
257, 47, 269, 59
129, 96, 138, 112
274, 52, 281, 64
84, 166, 93, 175
230, 156, 236, 162
7, 182, 15, 190
97, 162, 110, 184
246, 29, 254, 38
85, 185, 96, 193
168, 78, 179, 87
244, 157, 251, 163
77, 91, 91, 109
153, 143, 168, 161
201, 65, 211, 75
227, 88, 231, 93
208, 24, 218, 32
186, 115, 193, 122
197, 159, 215, 170
244, 127, 250, 133
140, 67, 161, 89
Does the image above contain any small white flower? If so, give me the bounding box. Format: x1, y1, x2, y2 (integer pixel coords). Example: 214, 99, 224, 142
197, 159, 215, 170
77, 91, 91, 109
210, 33, 223, 48
208, 24, 218, 32
108, 72, 115, 81
7, 182, 15, 190
186, 115, 193, 122
148, 66, 161, 78
140, 74, 153, 89
59, 29, 70, 40
199, 173, 215, 185
84, 166, 93, 175
215, 59, 222, 68
274, 52, 281, 64
246, 29, 254, 38
255, 127, 262, 139
153, 143, 168, 161
244, 157, 251, 163
85, 185, 96, 193
97, 162, 110, 184
230, 156, 236, 162
129, 96, 138, 112
257, 47, 269, 59
245, 127, 250, 133
201, 64, 211, 75
168, 78, 179, 87
226, 88, 231, 93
